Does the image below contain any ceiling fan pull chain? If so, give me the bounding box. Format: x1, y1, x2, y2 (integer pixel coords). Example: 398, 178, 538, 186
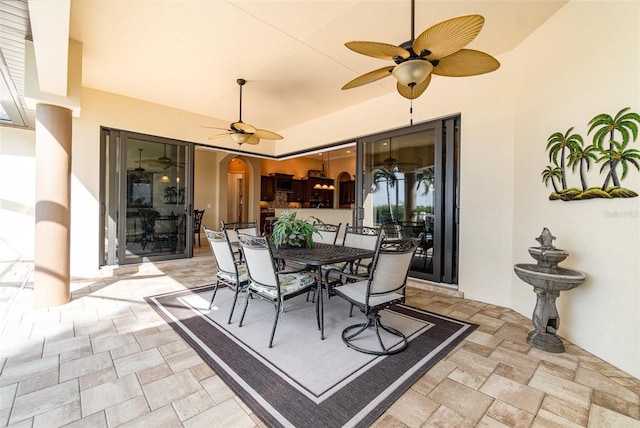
410, 98, 414, 126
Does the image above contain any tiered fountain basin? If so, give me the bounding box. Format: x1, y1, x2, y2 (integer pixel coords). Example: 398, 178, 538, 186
514, 264, 585, 292
514, 229, 586, 353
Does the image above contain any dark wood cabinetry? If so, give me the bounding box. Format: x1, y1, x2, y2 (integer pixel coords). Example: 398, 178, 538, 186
261, 175, 274, 201
306, 177, 334, 208
289, 179, 306, 202
339, 180, 355, 208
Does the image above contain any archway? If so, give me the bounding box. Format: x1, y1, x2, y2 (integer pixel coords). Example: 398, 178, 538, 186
218, 154, 261, 228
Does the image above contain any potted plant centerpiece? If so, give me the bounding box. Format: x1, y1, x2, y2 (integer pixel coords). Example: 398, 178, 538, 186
269, 210, 319, 249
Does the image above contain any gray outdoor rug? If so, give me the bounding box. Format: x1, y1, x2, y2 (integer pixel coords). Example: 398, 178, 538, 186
146, 284, 476, 428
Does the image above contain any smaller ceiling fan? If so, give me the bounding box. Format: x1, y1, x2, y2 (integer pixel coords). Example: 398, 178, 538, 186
134, 148, 145, 172
205, 79, 284, 146
140, 144, 184, 170
342, 0, 500, 100
374, 141, 417, 172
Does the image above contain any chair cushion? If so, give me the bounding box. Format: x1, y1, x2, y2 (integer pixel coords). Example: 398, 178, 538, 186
217, 264, 249, 284
251, 273, 315, 299
333, 280, 403, 308
323, 261, 370, 276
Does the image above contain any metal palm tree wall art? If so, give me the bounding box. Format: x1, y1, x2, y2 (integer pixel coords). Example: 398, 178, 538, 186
542, 107, 640, 201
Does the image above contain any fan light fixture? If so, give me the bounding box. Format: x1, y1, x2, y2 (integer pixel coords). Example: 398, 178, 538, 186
392, 59, 433, 87
205, 79, 283, 147
342, 0, 500, 100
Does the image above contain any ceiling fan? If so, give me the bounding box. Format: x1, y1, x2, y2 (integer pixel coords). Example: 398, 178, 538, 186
342, 0, 500, 99
374, 141, 417, 172
134, 148, 145, 172
205, 79, 284, 146
140, 144, 184, 170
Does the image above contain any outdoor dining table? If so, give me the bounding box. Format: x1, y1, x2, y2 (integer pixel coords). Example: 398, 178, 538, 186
271, 242, 376, 340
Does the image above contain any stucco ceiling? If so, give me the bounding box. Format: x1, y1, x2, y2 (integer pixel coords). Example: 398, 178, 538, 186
65, 0, 566, 138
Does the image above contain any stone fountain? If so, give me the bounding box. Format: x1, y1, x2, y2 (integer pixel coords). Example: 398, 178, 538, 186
514, 228, 586, 353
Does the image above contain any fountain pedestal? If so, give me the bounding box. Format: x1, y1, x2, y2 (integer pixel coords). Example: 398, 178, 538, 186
513, 228, 586, 353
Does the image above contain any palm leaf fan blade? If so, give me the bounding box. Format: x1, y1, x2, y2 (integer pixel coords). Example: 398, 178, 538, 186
431, 49, 500, 77
208, 132, 233, 140
253, 129, 283, 140
342, 66, 395, 90
413, 15, 485, 60
200, 125, 232, 131
345, 41, 410, 60
396, 74, 431, 99
245, 135, 261, 145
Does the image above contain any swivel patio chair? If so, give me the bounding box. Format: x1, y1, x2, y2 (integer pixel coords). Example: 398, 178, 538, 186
330, 237, 420, 355
193, 209, 205, 247
237, 233, 316, 348
203, 225, 250, 324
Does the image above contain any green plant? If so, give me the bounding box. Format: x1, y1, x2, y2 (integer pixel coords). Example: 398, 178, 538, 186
269, 210, 319, 249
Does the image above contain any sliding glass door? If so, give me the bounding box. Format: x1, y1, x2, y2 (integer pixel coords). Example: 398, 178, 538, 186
100, 128, 193, 266
356, 116, 459, 284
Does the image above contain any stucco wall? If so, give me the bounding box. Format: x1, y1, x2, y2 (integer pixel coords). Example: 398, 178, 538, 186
510, 1, 639, 378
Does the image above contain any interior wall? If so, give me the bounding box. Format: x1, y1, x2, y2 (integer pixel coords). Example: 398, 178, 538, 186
261, 156, 355, 181
194, 148, 218, 231
510, 1, 640, 377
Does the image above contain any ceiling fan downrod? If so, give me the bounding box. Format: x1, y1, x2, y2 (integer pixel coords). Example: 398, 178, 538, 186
237, 78, 246, 125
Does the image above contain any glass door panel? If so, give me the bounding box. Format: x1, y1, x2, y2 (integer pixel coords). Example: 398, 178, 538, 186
123, 138, 189, 263
362, 128, 438, 278
357, 116, 458, 284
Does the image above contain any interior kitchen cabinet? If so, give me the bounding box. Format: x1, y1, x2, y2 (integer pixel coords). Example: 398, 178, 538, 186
261, 175, 274, 201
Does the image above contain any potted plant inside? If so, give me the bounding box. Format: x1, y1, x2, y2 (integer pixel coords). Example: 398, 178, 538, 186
269, 210, 319, 248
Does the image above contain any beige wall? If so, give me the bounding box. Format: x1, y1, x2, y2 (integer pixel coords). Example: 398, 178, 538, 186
194, 148, 218, 230
0, 127, 36, 261
1, 0, 638, 378
510, 1, 639, 377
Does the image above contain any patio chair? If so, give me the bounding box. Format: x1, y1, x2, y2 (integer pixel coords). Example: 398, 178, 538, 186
222, 220, 259, 258
330, 237, 420, 355
312, 222, 341, 245
401, 221, 433, 269
381, 219, 402, 239
203, 225, 250, 324
221, 220, 259, 243
338, 225, 382, 275
237, 233, 316, 348
193, 209, 205, 247
322, 225, 382, 295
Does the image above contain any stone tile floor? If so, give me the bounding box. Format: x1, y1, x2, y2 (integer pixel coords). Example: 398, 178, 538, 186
1, 258, 639, 427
